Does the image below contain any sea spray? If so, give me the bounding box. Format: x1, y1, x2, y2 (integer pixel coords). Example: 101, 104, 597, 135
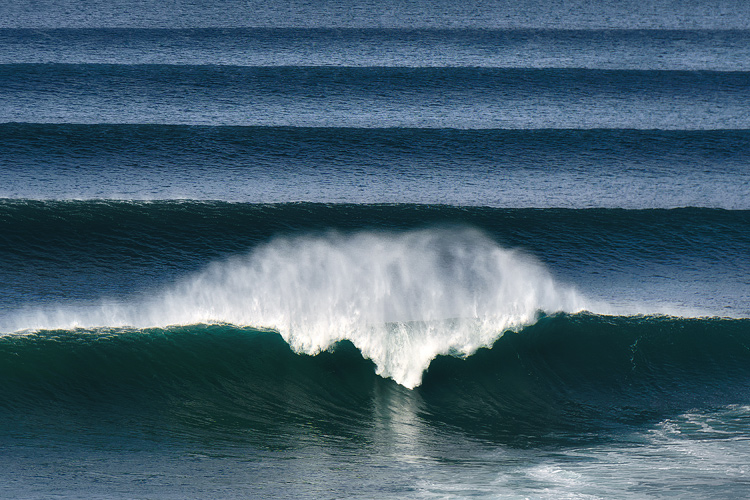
6, 228, 589, 387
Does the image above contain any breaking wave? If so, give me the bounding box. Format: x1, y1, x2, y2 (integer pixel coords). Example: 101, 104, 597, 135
6, 228, 591, 387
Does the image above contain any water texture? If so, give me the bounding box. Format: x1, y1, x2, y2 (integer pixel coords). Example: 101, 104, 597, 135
1, 1, 749, 498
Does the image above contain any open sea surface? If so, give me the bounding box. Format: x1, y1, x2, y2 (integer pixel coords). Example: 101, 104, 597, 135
2, 1, 750, 498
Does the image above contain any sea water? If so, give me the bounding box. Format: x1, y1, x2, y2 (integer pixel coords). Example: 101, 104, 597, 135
2, 1, 750, 498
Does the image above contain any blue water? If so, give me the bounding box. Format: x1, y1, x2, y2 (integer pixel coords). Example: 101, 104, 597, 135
2, 1, 750, 498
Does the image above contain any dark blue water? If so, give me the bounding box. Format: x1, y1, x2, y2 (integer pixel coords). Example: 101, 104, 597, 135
2, 1, 750, 498
3, 126, 750, 208
3, 29, 750, 70
3, 65, 749, 128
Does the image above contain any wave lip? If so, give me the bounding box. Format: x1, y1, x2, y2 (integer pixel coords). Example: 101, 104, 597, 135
8, 228, 589, 388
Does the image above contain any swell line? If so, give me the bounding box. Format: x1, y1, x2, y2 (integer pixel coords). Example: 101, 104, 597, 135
1, 64, 749, 128
2, 0, 750, 30
3, 28, 750, 70
2, 124, 748, 208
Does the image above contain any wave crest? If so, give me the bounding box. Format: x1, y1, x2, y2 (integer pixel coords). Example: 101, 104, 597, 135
8, 228, 589, 387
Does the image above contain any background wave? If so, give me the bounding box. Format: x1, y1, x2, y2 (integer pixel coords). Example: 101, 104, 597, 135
3, 0, 749, 29
2, 65, 749, 128
3, 29, 750, 70
2, 125, 749, 208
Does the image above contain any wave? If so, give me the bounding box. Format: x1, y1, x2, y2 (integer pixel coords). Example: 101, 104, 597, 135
3, 28, 750, 71
3, 125, 750, 208
2, 0, 749, 30
3, 314, 750, 444
423, 313, 750, 440
2, 65, 749, 128
2, 201, 747, 265
5, 63, 750, 83
5, 228, 590, 388
2, 200, 748, 244
1, 202, 747, 318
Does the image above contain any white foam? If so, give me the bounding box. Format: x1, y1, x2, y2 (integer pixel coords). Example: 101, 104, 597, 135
5, 228, 591, 387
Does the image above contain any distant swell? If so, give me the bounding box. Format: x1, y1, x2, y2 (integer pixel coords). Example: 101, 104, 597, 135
2, 65, 749, 128
3, 125, 749, 208
3, 28, 750, 71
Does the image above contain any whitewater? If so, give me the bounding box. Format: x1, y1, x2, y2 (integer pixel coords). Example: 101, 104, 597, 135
5, 229, 595, 388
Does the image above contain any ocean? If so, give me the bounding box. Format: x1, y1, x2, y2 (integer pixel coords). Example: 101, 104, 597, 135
1, 1, 750, 498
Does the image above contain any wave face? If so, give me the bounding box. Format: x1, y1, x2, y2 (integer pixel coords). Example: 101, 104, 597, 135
3, 315, 750, 443
3, 201, 748, 387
